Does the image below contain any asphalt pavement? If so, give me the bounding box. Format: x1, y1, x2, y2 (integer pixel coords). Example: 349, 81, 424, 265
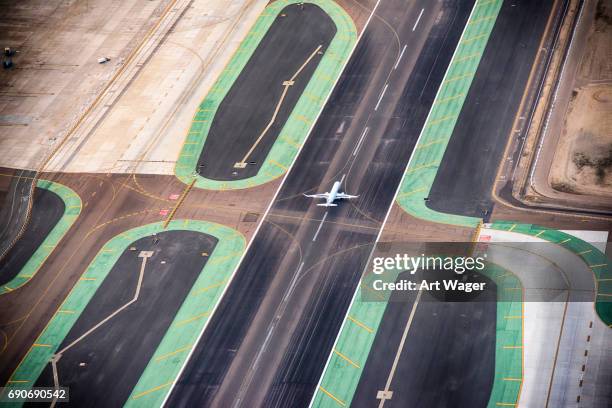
427, 0, 556, 219
31, 230, 216, 408
0, 170, 37, 267
352, 274, 496, 407
0, 186, 63, 286
197, 3, 335, 181
167, 0, 477, 406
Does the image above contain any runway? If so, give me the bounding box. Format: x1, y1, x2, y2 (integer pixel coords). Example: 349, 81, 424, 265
197, 3, 335, 181
0, 186, 64, 287
167, 0, 475, 406
427, 0, 556, 219
31, 230, 216, 407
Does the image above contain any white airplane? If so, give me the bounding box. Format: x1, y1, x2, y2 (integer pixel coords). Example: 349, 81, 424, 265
304, 181, 358, 207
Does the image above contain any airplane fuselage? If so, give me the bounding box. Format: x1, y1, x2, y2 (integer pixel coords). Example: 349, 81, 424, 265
326, 181, 342, 205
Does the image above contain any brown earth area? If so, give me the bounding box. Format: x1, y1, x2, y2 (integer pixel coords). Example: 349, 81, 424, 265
549, 0, 612, 198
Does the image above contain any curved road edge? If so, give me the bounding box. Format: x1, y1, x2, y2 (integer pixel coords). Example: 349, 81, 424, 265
0, 179, 82, 295
3, 219, 245, 408
174, 0, 357, 190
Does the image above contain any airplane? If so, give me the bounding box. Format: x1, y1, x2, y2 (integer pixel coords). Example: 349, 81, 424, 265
304, 180, 358, 207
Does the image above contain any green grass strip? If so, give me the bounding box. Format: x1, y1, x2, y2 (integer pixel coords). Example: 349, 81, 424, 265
4, 220, 245, 408
0, 179, 81, 295
311, 262, 523, 408
395, 0, 503, 227
175, 0, 357, 190
491, 221, 612, 326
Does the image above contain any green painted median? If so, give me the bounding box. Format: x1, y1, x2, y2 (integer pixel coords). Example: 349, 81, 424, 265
5, 220, 245, 408
396, 0, 503, 227
1, 179, 81, 295
175, 0, 356, 190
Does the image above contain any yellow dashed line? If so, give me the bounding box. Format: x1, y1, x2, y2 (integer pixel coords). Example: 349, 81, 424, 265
416, 139, 446, 150
503, 345, 523, 349
435, 93, 465, 104
504, 315, 523, 319
33, 343, 51, 347
461, 33, 489, 45
443, 72, 474, 84
577, 249, 592, 255
318, 386, 346, 406
503, 378, 522, 382
175, 311, 210, 327
453, 52, 480, 63
427, 115, 455, 126
132, 382, 173, 400
535, 230, 546, 237
397, 187, 427, 198
347, 315, 373, 333
57, 310, 75, 314
155, 345, 193, 362
406, 162, 438, 174
469, 14, 497, 25
333, 349, 360, 368
508, 224, 517, 232
193, 280, 227, 295
590, 263, 607, 269
269, 159, 287, 171
559, 238, 571, 244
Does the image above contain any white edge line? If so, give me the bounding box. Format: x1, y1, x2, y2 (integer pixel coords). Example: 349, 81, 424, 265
374, 83, 388, 111
308, 1, 483, 406
412, 8, 424, 31
161, 2, 381, 406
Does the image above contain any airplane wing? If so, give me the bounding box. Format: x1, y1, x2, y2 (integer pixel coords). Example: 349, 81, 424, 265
336, 193, 359, 199
304, 193, 330, 199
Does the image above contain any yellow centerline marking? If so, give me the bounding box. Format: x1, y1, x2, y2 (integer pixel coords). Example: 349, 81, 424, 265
33, 343, 51, 347
503, 378, 522, 382
577, 249, 592, 255
503, 345, 523, 349
559, 238, 571, 244
535, 230, 546, 237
